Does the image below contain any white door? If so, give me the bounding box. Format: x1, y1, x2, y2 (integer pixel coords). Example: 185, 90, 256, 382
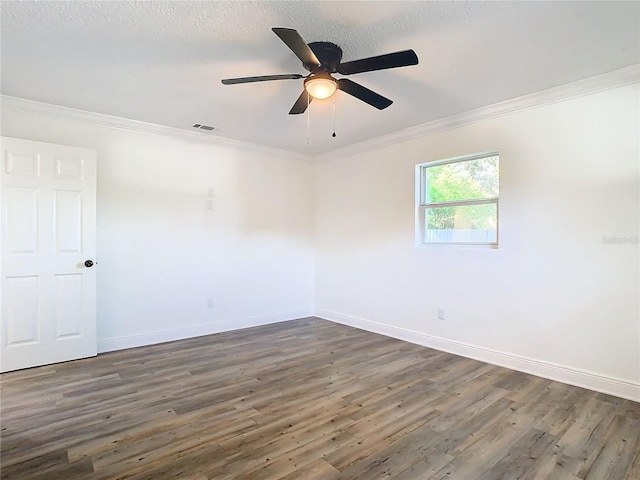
0, 137, 97, 372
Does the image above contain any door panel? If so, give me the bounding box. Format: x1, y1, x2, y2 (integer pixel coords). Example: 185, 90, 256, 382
55, 273, 84, 338
55, 155, 84, 180
5, 276, 39, 345
5, 150, 40, 176
6, 187, 39, 254
1, 137, 97, 372
54, 189, 83, 253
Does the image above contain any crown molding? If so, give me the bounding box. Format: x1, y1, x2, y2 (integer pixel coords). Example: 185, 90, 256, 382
0, 95, 312, 163
314, 63, 640, 162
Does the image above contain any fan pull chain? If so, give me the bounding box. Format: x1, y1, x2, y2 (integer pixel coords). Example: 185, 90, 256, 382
332, 96, 337, 138
306, 91, 310, 145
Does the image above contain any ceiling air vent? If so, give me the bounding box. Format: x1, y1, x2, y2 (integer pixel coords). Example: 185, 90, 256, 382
192, 123, 217, 132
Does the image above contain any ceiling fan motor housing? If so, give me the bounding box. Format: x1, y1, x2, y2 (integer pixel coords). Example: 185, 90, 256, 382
306, 42, 343, 74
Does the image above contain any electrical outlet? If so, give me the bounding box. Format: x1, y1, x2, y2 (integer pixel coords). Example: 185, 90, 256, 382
438, 307, 446, 320
207, 297, 214, 309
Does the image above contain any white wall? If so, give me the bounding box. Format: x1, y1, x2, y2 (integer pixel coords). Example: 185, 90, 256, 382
0, 107, 315, 350
314, 83, 640, 399
2, 82, 638, 400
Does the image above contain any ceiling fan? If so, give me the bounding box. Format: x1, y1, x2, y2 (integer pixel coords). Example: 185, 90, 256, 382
221, 28, 419, 115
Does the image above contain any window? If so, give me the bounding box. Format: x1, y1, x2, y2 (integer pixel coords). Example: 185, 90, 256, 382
416, 152, 499, 246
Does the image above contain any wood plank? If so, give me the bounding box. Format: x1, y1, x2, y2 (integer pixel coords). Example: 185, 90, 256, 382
277, 458, 341, 480
477, 428, 557, 479
581, 415, 640, 480
337, 423, 444, 478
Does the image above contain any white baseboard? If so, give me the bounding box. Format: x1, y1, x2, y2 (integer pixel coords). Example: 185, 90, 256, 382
316, 309, 640, 402
97, 309, 313, 354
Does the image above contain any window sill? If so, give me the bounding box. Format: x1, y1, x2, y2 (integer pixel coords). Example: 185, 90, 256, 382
415, 242, 498, 250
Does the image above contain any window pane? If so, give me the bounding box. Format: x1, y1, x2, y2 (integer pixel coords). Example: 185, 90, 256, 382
425, 155, 499, 203
425, 203, 497, 243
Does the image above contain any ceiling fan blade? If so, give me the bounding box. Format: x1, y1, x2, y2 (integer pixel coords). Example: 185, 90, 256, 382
289, 90, 312, 115
337, 79, 392, 110
221, 74, 304, 85
272, 28, 321, 66
338, 49, 418, 75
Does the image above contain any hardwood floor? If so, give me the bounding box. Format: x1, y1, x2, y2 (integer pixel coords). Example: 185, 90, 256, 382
1, 317, 639, 479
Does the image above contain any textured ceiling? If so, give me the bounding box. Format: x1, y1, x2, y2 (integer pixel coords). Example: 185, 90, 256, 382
1, 1, 638, 154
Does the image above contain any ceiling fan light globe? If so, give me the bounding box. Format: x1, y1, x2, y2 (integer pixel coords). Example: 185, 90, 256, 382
304, 77, 337, 100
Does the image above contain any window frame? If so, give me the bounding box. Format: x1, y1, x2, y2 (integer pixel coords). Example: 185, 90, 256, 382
415, 151, 499, 248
